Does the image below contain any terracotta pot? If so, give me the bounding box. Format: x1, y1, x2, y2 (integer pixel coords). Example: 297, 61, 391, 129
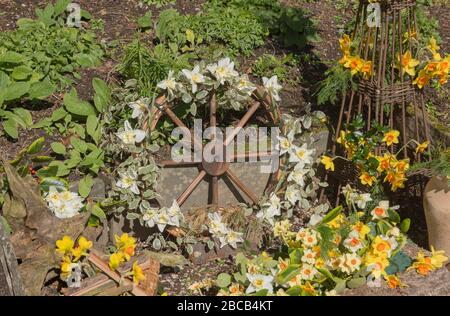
423, 175, 450, 254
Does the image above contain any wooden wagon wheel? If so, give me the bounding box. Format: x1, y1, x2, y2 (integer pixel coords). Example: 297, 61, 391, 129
148, 87, 282, 209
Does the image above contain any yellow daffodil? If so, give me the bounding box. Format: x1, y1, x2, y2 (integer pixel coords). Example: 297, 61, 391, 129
430, 246, 448, 269
56, 236, 75, 255
339, 34, 352, 56
371, 236, 392, 257
344, 56, 364, 76
413, 69, 431, 89
427, 37, 440, 53
390, 173, 407, 192
60, 256, 73, 280
425, 61, 440, 74
439, 57, 449, 74
131, 262, 146, 285
359, 172, 376, 187
109, 252, 125, 271
398, 50, 420, 77
301, 282, 317, 296
384, 275, 406, 289
71, 236, 93, 261
394, 159, 410, 173
408, 251, 433, 276
364, 253, 389, 279
115, 233, 136, 261
361, 60, 372, 78
352, 222, 371, 240
321, 155, 335, 171
327, 213, 346, 229
376, 154, 392, 172
229, 283, 245, 296
382, 130, 400, 146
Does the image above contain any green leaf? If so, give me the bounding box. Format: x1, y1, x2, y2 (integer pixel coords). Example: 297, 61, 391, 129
64, 88, 97, 116
137, 11, 153, 29
51, 142, 66, 155
90, 203, 106, 219
11, 65, 33, 80
54, 0, 71, 16
0, 216, 12, 235
28, 80, 55, 99
388, 209, 401, 223
286, 285, 302, 296
27, 137, 45, 154
385, 251, 412, 275
216, 273, 231, 288
39, 177, 68, 192
321, 205, 343, 224
347, 277, 366, 289
400, 218, 411, 233
78, 175, 94, 198
2, 119, 18, 138
92, 78, 111, 113
0, 51, 25, 63
276, 265, 301, 285
12, 108, 32, 126
4, 82, 30, 101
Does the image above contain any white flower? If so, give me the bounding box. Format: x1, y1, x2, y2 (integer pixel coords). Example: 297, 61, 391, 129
245, 274, 273, 294
224, 230, 244, 249
155, 209, 170, 232
387, 227, 401, 238
341, 184, 355, 200
45, 187, 84, 219
288, 143, 314, 165
343, 230, 364, 253
142, 207, 158, 228
299, 264, 318, 280
167, 200, 182, 227
257, 194, 281, 225
236, 74, 256, 95
287, 163, 308, 187
116, 120, 146, 145
116, 169, 140, 195
338, 253, 361, 274
276, 131, 295, 155
208, 212, 228, 236
354, 193, 372, 209
207, 57, 238, 84
182, 65, 205, 93
308, 213, 324, 226
262, 75, 282, 102
301, 249, 317, 265
128, 98, 149, 119
285, 184, 301, 205
157, 70, 180, 95
370, 200, 391, 220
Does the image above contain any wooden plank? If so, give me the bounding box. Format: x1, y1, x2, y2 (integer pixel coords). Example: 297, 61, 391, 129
0, 221, 24, 296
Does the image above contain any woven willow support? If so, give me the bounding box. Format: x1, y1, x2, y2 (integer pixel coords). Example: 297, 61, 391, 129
330, 0, 432, 201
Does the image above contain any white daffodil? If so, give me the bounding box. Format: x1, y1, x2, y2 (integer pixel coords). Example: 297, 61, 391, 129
343, 230, 364, 253
129, 98, 149, 119
245, 274, 273, 294
370, 200, 391, 220
285, 184, 301, 205
207, 57, 238, 84
45, 187, 84, 219
182, 65, 205, 93
288, 143, 314, 165
299, 264, 318, 280
301, 249, 317, 265
354, 193, 372, 209
116, 120, 146, 145
287, 163, 307, 187
338, 253, 362, 274
276, 131, 295, 156
155, 209, 170, 232
142, 206, 159, 228
257, 193, 281, 225
157, 70, 180, 96
225, 230, 244, 249
116, 169, 140, 195
341, 184, 355, 201
236, 74, 256, 95
262, 75, 282, 102
208, 212, 229, 236
166, 200, 182, 227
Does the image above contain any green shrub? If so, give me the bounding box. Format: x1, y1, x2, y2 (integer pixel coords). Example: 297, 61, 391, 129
253, 53, 298, 84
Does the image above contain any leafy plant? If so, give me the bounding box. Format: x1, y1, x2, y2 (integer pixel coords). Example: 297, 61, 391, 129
278, 7, 320, 50
411, 148, 450, 184
316, 64, 356, 105
253, 53, 298, 84
141, 0, 175, 8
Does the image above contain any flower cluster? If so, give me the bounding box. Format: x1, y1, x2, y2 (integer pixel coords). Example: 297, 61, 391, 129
322, 117, 429, 192
216, 189, 414, 296
45, 186, 84, 219
338, 34, 372, 79
55, 236, 92, 282
188, 278, 216, 295
108, 233, 146, 285
413, 37, 449, 88
208, 212, 244, 249
408, 246, 448, 276
141, 200, 183, 233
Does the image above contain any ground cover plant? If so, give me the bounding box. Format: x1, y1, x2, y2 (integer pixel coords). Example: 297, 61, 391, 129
0, 0, 449, 298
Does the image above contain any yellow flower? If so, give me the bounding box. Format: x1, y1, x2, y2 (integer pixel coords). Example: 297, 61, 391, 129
359, 172, 376, 187
398, 51, 420, 77
327, 213, 346, 229
71, 236, 93, 261
109, 252, 125, 271
131, 262, 146, 285
390, 173, 407, 192
371, 236, 392, 256
413, 69, 431, 89
383, 130, 400, 146
301, 281, 317, 296
438, 57, 449, 74
384, 275, 406, 289
430, 246, 448, 269
394, 159, 410, 173
409, 251, 433, 276
424, 61, 440, 75
344, 56, 364, 75
277, 257, 290, 272
321, 156, 335, 171
364, 253, 389, 278
78, 236, 93, 252
60, 256, 73, 280
339, 34, 352, 56
361, 60, 372, 78
376, 154, 392, 172
115, 233, 136, 261
427, 37, 440, 53
352, 222, 371, 240
336, 130, 347, 145
56, 236, 74, 255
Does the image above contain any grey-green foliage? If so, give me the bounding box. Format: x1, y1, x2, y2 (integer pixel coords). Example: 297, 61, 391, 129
316, 65, 357, 106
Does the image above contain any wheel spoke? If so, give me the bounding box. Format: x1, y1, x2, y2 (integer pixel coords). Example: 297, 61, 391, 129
224, 101, 261, 147
210, 93, 217, 129
225, 169, 258, 204
159, 160, 200, 167
176, 170, 207, 207
211, 176, 219, 206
